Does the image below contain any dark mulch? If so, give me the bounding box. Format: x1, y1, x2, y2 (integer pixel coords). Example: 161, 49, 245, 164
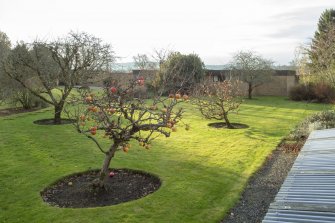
0, 107, 40, 117
221, 148, 298, 223
41, 169, 161, 208
33, 118, 76, 125
208, 122, 249, 129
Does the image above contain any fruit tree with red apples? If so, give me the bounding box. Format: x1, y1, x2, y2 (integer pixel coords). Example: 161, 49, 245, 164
66, 76, 189, 188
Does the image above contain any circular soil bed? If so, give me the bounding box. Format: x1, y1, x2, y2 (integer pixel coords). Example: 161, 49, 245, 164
208, 122, 249, 129
33, 118, 76, 125
41, 169, 161, 208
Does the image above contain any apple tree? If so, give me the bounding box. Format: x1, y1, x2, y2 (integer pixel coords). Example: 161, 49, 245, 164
192, 80, 243, 129
66, 76, 189, 188
3, 31, 114, 124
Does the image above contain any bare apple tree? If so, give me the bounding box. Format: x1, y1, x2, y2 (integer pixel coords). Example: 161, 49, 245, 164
3, 31, 114, 124
229, 51, 274, 99
65, 76, 188, 188
192, 80, 243, 129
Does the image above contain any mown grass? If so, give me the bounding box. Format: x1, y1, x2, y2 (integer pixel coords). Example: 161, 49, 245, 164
0, 97, 331, 223
0, 102, 17, 110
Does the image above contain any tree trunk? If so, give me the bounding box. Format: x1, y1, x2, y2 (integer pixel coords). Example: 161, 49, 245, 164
97, 143, 119, 188
223, 113, 234, 129
248, 83, 253, 99
54, 103, 63, 124
21, 98, 32, 110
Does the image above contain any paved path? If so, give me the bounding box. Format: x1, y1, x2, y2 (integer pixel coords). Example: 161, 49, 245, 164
263, 128, 335, 223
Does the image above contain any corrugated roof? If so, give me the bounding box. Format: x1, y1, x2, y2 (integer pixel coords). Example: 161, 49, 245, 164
262, 128, 335, 223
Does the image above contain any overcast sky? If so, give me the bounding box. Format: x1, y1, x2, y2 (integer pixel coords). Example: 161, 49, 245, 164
0, 0, 334, 65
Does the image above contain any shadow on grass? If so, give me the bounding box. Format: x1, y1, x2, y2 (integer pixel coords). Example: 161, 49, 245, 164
243, 97, 331, 111
208, 122, 249, 129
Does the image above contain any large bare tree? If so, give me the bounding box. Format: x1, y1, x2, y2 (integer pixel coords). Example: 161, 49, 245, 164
152, 48, 172, 66
3, 32, 115, 124
133, 54, 156, 70
230, 51, 274, 99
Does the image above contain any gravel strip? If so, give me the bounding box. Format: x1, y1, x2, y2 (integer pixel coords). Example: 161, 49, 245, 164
221, 148, 298, 223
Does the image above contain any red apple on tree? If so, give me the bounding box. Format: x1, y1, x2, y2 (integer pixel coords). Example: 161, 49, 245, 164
107, 108, 116, 114
85, 96, 93, 103
110, 87, 117, 94
80, 115, 86, 121
65, 77, 186, 189
92, 106, 98, 113
122, 146, 129, 153
137, 77, 145, 86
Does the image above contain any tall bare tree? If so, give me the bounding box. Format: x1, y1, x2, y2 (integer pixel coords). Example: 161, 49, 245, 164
133, 54, 156, 70
230, 51, 274, 99
3, 31, 115, 124
152, 48, 172, 66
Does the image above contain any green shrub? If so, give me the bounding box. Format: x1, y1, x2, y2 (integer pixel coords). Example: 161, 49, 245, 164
287, 110, 335, 141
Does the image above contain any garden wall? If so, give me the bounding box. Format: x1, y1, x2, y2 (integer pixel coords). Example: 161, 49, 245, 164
89, 69, 298, 97
253, 75, 297, 96
206, 70, 298, 97
86, 72, 133, 87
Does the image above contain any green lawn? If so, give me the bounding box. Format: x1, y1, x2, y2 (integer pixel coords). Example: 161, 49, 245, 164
0, 102, 16, 110
0, 97, 331, 223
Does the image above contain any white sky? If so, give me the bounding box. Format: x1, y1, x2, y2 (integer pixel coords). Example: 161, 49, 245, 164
0, 0, 334, 65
